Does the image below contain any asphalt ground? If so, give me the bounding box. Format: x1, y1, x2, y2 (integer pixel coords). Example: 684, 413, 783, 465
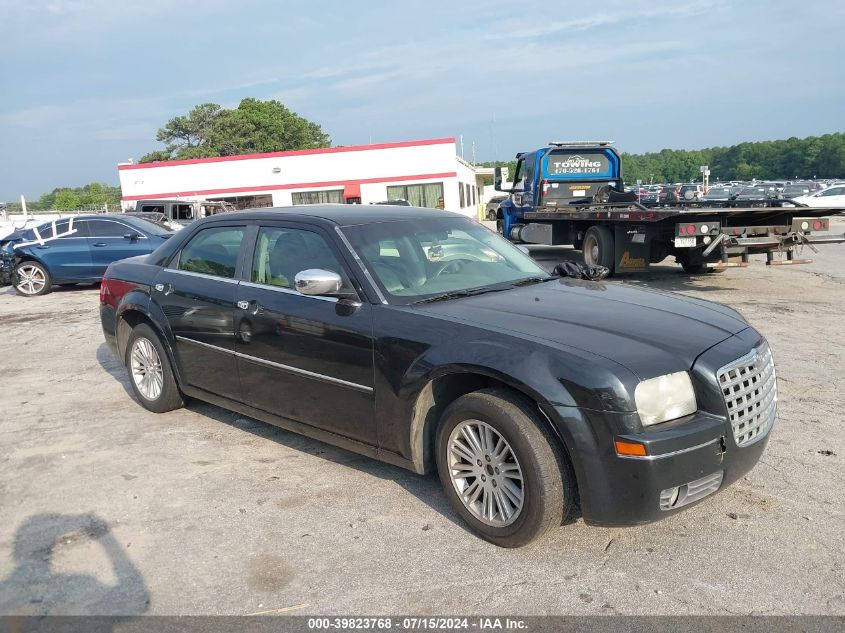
0, 219, 843, 616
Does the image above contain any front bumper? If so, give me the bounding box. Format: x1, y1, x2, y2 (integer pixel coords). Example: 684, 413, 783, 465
545, 328, 773, 526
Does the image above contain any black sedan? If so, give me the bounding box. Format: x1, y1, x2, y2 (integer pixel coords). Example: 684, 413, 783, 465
1, 214, 174, 296
100, 206, 776, 547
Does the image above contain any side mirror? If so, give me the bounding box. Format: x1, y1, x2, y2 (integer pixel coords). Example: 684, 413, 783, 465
494, 167, 503, 191
294, 269, 342, 296
123, 232, 141, 241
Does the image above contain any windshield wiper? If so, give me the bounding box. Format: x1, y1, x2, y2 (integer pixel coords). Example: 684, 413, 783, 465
511, 275, 556, 287
413, 284, 514, 304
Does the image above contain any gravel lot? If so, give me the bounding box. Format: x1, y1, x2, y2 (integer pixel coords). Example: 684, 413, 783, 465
1, 219, 843, 616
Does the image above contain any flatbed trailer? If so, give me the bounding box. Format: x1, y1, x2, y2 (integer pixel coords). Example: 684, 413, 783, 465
512, 200, 845, 274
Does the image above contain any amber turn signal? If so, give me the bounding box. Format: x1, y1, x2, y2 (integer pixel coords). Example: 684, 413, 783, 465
615, 440, 647, 457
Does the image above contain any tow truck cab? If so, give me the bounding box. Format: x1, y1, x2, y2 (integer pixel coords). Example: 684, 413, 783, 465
494, 141, 629, 241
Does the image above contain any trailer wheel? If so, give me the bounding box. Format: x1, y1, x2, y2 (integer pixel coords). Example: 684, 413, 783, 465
583, 226, 615, 271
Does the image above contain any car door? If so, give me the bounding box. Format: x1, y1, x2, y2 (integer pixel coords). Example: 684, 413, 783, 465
154, 223, 248, 400
86, 218, 155, 279
234, 223, 377, 445
23, 218, 93, 282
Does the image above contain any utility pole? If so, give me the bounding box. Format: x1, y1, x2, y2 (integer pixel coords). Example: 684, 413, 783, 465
20, 195, 28, 218
460, 135, 464, 160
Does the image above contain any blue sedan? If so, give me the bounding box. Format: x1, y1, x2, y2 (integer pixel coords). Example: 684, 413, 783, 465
1, 214, 174, 297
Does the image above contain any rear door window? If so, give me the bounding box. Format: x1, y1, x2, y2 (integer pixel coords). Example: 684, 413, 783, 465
177, 226, 246, 279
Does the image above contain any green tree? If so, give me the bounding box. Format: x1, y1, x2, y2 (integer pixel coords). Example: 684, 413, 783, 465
53, 189, 82, 209
139, 99, 330, 162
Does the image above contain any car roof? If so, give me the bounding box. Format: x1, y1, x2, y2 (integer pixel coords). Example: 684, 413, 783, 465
196, 204, 460, 227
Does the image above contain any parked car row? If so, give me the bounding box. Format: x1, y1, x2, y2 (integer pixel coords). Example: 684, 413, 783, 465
623, 179, 843, 208
0, 214, 174, 295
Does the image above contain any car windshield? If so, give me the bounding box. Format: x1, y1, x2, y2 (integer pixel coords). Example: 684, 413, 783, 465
341, 217, 550, 304
706, 189, 729, 198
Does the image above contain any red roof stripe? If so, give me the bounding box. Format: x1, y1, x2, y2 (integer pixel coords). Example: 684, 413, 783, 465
120, 171, 458, 201
118, 137, 456, 171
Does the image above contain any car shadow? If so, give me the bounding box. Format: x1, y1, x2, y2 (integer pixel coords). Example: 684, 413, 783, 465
184, 398, 480, 535
96, 342, 135, 399
94, 342, 475, 535
0, 513, 150, 618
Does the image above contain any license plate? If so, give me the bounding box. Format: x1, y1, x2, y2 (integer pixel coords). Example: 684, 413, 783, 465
675, 236, 696, 248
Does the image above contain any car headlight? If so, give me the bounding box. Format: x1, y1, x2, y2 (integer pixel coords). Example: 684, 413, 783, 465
635, 371, 697, 427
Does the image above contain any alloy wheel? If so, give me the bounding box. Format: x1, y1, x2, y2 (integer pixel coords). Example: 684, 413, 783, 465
447, 419, 525, 526
130, 337, 164, 401
16, 265, 47, 295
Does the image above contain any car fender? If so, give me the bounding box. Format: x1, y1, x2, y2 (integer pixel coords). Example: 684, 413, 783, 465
114, 289, 185, 385
399, 337, 634, 474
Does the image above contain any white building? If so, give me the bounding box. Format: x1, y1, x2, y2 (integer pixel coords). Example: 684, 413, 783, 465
118, 137, 485, 218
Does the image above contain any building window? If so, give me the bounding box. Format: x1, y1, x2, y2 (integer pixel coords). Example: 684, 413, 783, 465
207, 194, 273, 210
291, 189, 344, 205
465, 183, 471, 207
386, 182, 444, 209
471, 185, 477, 206
459, 184, 465, 208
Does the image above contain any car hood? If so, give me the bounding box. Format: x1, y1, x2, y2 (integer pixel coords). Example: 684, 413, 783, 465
415, 278, 748, 379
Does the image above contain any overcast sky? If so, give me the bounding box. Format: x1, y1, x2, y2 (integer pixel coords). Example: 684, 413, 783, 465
1, 0, 843, 199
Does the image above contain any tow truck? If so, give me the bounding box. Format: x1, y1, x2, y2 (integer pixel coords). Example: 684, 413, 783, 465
494, 141, 845, 274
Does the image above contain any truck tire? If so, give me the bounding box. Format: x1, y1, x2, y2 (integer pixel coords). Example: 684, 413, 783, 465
435, 389, 575, 548
582, 225, 615, 271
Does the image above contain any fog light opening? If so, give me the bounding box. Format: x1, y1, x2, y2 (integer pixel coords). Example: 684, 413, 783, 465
668, 486, 680, 508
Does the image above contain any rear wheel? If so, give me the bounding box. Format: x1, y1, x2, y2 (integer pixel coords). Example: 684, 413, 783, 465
435, 389, 575, 547
125, 323, 183, 413
14, 261, 52, 297
582, 225, 615, 271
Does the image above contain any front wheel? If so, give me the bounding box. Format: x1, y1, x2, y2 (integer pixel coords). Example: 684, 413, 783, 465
125, 323, 183, 413
435, 389, 575, 547
14, 261, 52, 297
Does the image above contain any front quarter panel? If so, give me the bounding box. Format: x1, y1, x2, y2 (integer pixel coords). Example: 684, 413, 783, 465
371, 306, 640, 463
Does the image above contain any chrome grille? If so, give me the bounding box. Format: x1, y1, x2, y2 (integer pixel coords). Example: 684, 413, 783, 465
717, 344, 777, 447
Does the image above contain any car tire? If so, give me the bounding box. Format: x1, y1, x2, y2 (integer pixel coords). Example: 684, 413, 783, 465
435, 389, 575, 548
582, 225, 615, 271
13, 261, 52, 297
125, 323, 183, 413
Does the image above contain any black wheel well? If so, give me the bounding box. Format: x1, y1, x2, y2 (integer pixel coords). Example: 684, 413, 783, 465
410, 372, 573, 477
116, 310, 160, 360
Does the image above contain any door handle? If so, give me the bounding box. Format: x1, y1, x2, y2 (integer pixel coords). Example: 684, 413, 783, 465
92, 242, 108, 247
236, 300, 250, 310
154, 283, 173, 295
